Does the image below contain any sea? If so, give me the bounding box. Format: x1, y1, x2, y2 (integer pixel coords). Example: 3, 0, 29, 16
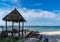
0, 26, 60, 32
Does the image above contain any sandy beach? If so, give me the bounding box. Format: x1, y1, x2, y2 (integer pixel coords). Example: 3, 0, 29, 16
17, 31, 60, 42
39, 31, 60, 42
40, 31, 60, 35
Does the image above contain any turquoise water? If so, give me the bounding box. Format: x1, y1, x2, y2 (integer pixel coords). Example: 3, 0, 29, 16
25, 26, 60, 32
0, 26, 60, 32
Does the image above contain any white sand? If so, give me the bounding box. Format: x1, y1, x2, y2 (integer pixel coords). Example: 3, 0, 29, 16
40, 31, 60, 35
39, 31, 60, 42
17, 31, 60, 42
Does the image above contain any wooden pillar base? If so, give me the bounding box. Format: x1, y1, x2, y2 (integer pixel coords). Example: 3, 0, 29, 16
12, 32, 13, 36
18, 30, 20, 36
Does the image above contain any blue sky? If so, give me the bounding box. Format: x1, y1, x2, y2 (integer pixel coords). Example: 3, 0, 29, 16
0, 0, 60, 26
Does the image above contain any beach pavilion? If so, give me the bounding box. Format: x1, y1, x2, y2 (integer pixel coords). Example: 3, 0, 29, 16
2, 8, 26, 37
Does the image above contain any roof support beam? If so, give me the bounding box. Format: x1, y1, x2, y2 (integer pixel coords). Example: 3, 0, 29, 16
12, 21, 14, 36
22, 22, 24, 38
6, 21, 7, 32
18, 22, 20, 36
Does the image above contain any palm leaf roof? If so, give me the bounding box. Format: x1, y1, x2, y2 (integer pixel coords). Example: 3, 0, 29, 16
3, 8, 26, 22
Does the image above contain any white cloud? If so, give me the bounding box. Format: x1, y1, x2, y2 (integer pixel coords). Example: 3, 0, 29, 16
19, 8, 58, 20
41, 11, 56, 19
1, 3, 10, 6
19, 8, 60, 26
0, 9, 12, 19
0, 7, 60, 26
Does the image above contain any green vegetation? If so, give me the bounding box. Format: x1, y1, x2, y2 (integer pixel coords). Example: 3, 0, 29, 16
0, 36, 41, 42
0, 36, 20, 42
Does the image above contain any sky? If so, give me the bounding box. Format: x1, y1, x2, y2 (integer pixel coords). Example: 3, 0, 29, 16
0, 0, 60, 26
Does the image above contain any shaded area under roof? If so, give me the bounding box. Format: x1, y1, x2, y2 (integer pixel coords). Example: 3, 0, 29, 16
3, 8, 26, 22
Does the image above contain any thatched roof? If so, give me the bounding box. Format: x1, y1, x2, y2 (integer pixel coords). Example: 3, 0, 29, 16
3, 8, 26, 22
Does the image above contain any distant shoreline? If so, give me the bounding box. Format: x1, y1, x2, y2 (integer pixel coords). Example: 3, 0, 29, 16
0, 25, 60, 27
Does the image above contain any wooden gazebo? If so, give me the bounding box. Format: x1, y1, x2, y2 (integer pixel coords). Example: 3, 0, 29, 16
3, 8, 26, 37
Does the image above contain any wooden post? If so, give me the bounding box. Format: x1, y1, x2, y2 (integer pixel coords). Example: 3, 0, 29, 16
2, 26, 3, 31
12, 21, 14, 36
19, 22, 20, 36
22, 22, 24, 38
6, 21, 7, 32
